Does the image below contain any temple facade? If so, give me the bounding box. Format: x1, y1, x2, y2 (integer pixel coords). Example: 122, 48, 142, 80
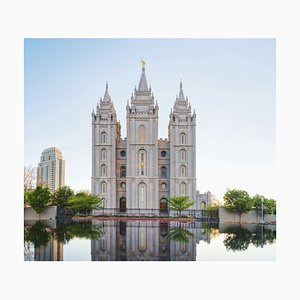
91, 63, 209, 211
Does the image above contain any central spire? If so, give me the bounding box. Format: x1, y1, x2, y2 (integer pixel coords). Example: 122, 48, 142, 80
103, 81, 110, 102
138, 59, 149, 92
178, 79, 185, 102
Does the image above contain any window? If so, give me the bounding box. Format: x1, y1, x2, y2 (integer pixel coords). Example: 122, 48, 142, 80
101, 149, 107, 160
180, 149, 186, 161
120, 166, 126, 178
180, 182, 186, 195
139, 125, 146, 143
138, 150, 146, 176
120, 150, 126, 157
180, 133, 186, 145
101, 181, 107, 194
120, 197, 126, 213
161, 182, 167, 190
101, 132, 107, 144
180, 165, 186, 177
160, 198, 168, 212
120, 182, 126, 189
161, 151, 166, 157
161, 166, 167, 178
101, 165, 107, 176
201, 201, 206, 210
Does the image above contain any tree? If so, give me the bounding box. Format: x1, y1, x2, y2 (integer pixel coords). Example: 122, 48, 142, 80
52, 186, 74, 208
253, 194, 277, 218
28, 186, 51, 215
24, 165, 36, 192
24, 191, 30, 207
67, 193, 102, 215
167, 196, 195, 216
223, 189, 253, 223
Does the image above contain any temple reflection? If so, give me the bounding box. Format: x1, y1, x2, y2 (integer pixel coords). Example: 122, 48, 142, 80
91, 220, 211, 261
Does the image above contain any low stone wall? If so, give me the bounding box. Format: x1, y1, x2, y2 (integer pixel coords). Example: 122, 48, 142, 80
219, 207, 276, 224
24, 206, 57, 221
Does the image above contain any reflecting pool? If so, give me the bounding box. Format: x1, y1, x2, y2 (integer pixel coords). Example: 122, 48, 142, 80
24, 220, 276, 261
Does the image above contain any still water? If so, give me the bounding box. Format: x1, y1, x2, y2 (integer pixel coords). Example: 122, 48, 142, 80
24, 220, 276, 261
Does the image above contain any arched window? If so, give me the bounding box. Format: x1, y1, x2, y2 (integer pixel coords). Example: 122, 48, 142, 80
180, 149, 186, 161
160, 198, 168, 212
180, 165, 186, 177
138, 150, 146, 176
161, 166, 167, 178
139, 125, 146, 143
180, 133, 186, 145
120, 197, 126, 212
101, 149, 107, 160
201, 201, 206, 210
120, 166, 126, 178
101, 181, 107, 194
101, 132, 107, 144
138, 183, 147, 209
101, 165, 107, 176
180, 182, 186, 195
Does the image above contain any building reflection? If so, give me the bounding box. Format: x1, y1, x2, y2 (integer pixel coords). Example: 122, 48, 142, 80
91, 220, 211, 261
33, 237, 64, 261
24, 221, 64, 261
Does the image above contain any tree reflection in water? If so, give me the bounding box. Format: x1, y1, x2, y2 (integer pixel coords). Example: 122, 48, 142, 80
25, 221, 103, 246
224, 225, 276, 252
24, 221, 51, 248
166, 225, 195, 243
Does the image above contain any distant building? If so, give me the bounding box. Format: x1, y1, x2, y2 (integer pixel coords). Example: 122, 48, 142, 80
37, 147, 65, 193
91, 63, 200, 211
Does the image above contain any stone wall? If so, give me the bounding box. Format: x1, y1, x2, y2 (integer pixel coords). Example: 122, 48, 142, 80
24, 206, 57, 221
219, 207, 276, 224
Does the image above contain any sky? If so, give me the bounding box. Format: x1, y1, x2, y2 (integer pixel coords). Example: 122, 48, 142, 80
24, 38, 276, 200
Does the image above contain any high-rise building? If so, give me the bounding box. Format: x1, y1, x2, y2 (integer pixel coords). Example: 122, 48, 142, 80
91, 63, 209, 210
37, 147, 65, 193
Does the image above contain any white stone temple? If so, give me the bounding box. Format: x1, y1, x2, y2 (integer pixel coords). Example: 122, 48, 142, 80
91, 62, 210, 211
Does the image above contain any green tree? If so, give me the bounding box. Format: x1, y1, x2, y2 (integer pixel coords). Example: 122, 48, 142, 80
28, 186, 51, 216
52, 186, 74, 208
67, 193, 102, 215
253, 195, 277, 218
223, 189, 253, 223
24, 191, 30, 207
167, 196, 195, 216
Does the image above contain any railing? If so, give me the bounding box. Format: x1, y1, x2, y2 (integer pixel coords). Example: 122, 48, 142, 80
91, 208, 219, 221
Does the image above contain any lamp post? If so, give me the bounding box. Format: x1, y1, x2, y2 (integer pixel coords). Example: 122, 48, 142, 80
261, 195, 264, 224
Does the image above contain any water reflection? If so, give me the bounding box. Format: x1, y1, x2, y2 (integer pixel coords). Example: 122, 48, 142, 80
24, 220, 276, 261
222, 224, 276, 252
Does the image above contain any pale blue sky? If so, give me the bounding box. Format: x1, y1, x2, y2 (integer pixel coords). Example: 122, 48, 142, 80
24, 38, 275, 200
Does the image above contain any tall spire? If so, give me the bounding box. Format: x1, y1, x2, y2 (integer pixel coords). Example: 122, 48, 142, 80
178, 79, 185, 102
137, 59, 148, 91
103, 81, 110, 102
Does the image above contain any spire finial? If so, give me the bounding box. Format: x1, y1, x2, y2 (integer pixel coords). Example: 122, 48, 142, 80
141, 59, 146, 70
106, 81, 108, 89
180, 79, 182, 89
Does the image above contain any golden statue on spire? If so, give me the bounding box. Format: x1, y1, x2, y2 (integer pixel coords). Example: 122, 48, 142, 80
141, 59, 146, 69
